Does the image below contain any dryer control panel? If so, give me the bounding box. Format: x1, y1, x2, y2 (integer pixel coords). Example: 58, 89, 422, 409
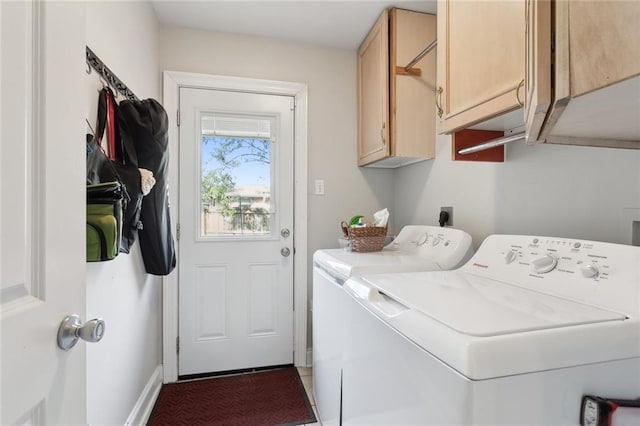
389, 225, 474, 270
460, 235, 640, 317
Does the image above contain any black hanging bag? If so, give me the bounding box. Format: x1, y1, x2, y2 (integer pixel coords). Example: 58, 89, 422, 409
119, 98, 176, 276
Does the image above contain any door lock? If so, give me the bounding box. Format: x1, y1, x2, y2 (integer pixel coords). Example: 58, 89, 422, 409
281, 228, 291, 238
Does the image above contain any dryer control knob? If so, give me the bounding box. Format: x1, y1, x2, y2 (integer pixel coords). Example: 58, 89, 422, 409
580, 264, 599, 278
431, 238, 441, 247
505, 250, 517, 264
530, 253, 558, 274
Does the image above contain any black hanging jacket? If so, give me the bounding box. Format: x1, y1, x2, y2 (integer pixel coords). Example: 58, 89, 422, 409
119, 98, 176, 276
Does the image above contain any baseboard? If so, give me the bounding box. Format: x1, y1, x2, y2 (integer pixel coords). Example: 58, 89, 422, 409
125, 365, 163, 426
306, 348, 313, 367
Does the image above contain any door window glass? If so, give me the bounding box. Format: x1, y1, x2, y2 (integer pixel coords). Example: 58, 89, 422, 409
199, 113, 274, 237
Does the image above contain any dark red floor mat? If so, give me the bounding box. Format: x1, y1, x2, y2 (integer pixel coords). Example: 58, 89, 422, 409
147, 367, 316, 426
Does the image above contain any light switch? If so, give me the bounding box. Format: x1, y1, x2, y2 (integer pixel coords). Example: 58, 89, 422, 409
314, 179, 325, 195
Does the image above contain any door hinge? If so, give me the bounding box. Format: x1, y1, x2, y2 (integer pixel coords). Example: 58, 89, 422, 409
176, 109, 180, 127
176, 223, 180, 241
176, 336, 180, 354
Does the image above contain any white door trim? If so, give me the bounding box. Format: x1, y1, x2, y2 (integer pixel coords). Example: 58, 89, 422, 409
162, 71, 308, 383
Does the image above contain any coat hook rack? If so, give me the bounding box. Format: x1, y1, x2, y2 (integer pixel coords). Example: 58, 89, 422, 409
86, 46, 138, 101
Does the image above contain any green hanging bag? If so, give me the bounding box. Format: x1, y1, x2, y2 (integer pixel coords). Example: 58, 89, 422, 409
86, 182, 124, 262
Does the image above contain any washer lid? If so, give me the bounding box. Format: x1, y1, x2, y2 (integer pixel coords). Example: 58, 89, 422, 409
348, 271, 637, 379
314, 249, 440, 281
361, 271, 626, 337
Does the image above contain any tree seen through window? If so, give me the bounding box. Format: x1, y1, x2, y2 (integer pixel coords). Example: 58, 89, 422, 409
201, 136, 272, 236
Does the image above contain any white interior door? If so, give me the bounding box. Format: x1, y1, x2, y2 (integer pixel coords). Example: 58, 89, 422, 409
1, 2, 87, 424
178, 87, 295, 376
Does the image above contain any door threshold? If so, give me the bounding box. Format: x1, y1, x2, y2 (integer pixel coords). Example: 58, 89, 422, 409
178, 363, 294, 382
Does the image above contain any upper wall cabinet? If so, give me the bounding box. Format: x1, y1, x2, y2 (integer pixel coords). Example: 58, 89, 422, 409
358, 8, 437, 168
526, 0, 640, 148
437, 0, 526, 134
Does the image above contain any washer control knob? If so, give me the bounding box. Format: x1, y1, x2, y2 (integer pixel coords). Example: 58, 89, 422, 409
431, 238, 440, 247
530, 253, 558, 274
580, 264, 600, 278
505, 250, 517, 264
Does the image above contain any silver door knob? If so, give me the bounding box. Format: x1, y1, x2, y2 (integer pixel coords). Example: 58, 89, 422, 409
57, 314, 105, 351
281, 247, 291, 257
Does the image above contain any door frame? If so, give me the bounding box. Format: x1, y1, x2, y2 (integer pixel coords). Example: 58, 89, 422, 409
162, 71, 308, 383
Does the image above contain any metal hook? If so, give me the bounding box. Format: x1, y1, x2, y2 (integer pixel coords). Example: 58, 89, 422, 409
99, 72, 109, 89
86, 62, 92, 74
112, 86, 120, 101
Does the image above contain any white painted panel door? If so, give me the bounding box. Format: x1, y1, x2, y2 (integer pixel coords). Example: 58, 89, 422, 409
1, 2, 87, 425
178, 88, 294, 376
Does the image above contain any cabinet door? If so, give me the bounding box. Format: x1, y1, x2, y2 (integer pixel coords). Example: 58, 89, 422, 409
524, 0, 552, 144
358, 10, 389, 166
567, 1, 640, 98
536, 1, 640, 147
437, 0, 525, 134
390, 9, 436, 160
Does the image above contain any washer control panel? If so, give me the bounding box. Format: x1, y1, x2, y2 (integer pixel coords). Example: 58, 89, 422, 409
461, 235, 640, 316
495, 237, 613, 282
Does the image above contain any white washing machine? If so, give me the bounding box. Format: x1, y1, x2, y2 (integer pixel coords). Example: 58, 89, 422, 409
312, 226, 474, 426
342, 234, 640, 425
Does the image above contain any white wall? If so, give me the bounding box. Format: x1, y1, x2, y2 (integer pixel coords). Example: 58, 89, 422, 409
394, 133, 640, 248
85, 2, 162, 425
159, 26, 395, 349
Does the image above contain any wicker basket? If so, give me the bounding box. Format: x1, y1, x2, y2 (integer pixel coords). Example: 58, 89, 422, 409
341, 221, 387, 252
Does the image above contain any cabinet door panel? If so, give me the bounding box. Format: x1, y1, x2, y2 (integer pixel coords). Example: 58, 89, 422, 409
537, 1, 640, 147
391, 9, 436, 159
569, 1, 640, 97
358, 11, 389, 166
438, 0, 525, 133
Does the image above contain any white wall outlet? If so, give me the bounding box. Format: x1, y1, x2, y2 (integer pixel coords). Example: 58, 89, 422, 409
314, 179, 325, 195
440, 206, 453, 226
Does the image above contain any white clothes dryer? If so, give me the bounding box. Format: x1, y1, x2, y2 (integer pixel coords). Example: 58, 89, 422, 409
342, 234, 640, 425
312, 226, 474, 426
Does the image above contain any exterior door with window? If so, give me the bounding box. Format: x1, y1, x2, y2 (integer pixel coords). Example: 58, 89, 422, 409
178, 88, 294, 376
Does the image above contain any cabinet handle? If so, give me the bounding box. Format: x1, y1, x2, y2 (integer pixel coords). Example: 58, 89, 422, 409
380, 123, 386, 145
436, 86, 444, 118
516, 79, 525, 107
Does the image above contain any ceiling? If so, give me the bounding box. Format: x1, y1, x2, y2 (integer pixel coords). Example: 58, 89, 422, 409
151, 1, 437, 50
